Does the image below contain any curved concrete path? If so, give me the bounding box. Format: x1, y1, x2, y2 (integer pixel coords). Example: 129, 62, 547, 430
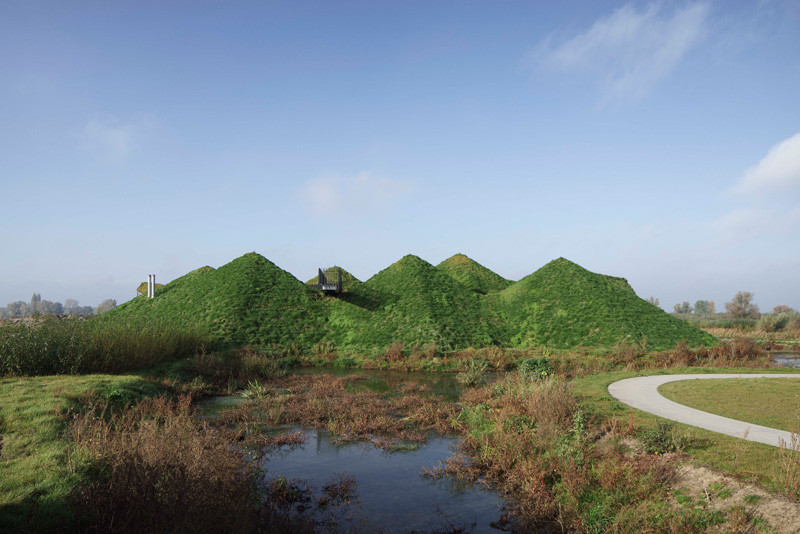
608, 374, 800, 448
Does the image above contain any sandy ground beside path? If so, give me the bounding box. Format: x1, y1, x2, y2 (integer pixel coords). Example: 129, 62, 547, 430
608, 374, 800, 447
672, 462, 800, 534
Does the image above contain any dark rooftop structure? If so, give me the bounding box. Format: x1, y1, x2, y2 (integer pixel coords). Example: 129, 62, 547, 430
318, 267, 342, 294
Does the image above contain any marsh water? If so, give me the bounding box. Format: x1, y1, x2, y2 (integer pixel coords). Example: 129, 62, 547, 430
200, 353, 800, 532
262, 428, 506, 533
773, 351, 800, 368
199, 370, 509, 533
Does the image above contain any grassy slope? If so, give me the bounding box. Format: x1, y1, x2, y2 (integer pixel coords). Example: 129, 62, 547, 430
436, 253, 512, 294
304, 266, 363, 293
497, 258, 716, 351
106, 253, 325, 349
105, 253, 714, 353
326, 255, 498, 352
0, 375, 161, 531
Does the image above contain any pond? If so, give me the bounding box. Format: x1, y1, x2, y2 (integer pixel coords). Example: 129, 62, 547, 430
773, 352, 800, 369
261, 427, 507, 533
198, 370, 511, 533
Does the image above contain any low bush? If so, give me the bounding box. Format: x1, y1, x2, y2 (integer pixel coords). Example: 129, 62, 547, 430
777, 429, 800, 502
440, 375, 682, 530
638, 420, 691, 454
517, 357, 553, 381
455, 358, 488, 387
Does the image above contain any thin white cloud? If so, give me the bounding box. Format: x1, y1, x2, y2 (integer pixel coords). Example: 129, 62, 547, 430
532, 2, 710, 103
299, 172, 414, 217
80, 116, 149, 164
712, 206, 769, 239
731, 132, 800, 195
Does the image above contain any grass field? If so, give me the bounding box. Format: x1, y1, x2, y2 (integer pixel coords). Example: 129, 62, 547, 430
659, 377, 800, 433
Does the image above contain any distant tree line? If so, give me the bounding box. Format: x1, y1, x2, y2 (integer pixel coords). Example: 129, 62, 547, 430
0, 293, 117, 319
670, 291, 799, 332
672, 300, 716, 316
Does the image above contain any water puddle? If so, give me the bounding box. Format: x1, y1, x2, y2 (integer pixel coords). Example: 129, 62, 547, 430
196, 394, 244, 416
261, 427, 507, 533
198, 369, 510, 532
774, 353, 800, 369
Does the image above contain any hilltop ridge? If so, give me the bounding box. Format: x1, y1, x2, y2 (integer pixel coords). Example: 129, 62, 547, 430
497, 257, 715, 350
437, 253, 512, 294
105, 252, 715, 352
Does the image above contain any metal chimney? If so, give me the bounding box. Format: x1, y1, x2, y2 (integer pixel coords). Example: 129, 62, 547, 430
147, 274, 156, 298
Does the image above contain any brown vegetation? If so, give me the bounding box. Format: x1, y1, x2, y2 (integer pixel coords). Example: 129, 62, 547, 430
216, 374, 460, 451
68, 395, 258, 534
424, 375, 682, 531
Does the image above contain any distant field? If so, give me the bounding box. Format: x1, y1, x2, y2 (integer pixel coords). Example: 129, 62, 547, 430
659, 377, 800, 433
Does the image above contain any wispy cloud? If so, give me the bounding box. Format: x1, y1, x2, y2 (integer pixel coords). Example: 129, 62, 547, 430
299, 172, 414, 217
715, 132, 800, 244
80, 116, 151, 164
731, 132, 800, 195
532, 2, 710, 103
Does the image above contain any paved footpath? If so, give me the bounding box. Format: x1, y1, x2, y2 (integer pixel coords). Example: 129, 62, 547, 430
608, 374, 800, 448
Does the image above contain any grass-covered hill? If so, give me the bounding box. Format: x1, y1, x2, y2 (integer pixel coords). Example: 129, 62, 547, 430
105, 253, 325, 348
496, 258, 716, 350
106, 252, 715, 353
323, 255, 498, 352
436, 254, 512, 294
304, 266, 364, 294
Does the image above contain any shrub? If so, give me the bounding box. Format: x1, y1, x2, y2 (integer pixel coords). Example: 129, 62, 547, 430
639, 420, 691, 454
517, 357, 553, 381
758, 315, 779, 332
332, 355, 357, 368
456, 359, 488, 387
384, 341, 405, 362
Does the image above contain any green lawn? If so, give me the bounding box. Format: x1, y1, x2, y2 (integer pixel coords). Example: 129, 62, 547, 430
659, 377, 800, 433
0, 374, 161, 532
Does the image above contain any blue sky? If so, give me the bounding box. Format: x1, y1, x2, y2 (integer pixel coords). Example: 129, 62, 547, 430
2, 0, 799, 312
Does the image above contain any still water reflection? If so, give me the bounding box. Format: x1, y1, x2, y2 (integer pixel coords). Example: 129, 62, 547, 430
262, 427, 506, 533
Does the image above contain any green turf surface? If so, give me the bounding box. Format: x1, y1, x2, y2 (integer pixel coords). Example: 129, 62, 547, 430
496, 258, 717, 350
436, 253, 511, 294
106, 252, 326, 349
103, 253, 715, 353
659, 377, 800, 433
0, 374, 162, 531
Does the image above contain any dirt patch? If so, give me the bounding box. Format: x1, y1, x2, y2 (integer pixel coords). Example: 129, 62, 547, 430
672, 462, 800, 533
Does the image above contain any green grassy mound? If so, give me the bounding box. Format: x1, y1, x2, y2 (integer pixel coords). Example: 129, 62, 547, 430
324, 255, 498, 352
105, 253, 715, 353
106, 253, 325, 349
304, 266, 363, 293
496, 258, 716, 350
436, 253, 511, 294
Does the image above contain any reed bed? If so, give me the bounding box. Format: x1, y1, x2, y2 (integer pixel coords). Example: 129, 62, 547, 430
217, 374, 459, 450
0, 316, 203, 376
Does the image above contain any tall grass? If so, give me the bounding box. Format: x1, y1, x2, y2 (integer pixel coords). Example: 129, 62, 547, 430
69, 395, 258, 534
0, 316, 203, 376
